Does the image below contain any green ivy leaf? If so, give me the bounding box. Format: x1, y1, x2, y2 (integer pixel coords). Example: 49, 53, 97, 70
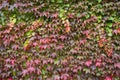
59, 8, 65, 18
54, 59, 59, 65
42, 69, 47, 75
12, 71, 16, 76
51, 0, 55, 2
12, 18, 16, 24
77, 56, 84, 60
98, 0, 102, 3
106, 22, 112, 27
85, 14, 90, 19
83, 68, 90, 74
109, 17, 114, 21
77, 13, 80, 17
108, 33, 112, 36
97, 16, 102, 23
24, 39, 30, 47
25, 30, 33, 37
96, 72, 101, 76
78, 71, 81, 75
57, 0, 63, 3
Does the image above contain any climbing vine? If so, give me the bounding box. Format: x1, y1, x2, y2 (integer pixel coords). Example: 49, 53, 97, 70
0, 0, 120, 80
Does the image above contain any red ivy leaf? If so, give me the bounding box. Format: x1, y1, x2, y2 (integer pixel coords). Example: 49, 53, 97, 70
11, 59, 15, 65
68, 13, 74, 18
51, 12, 58, 18
82, 30, 90, 36
104, 76, 112, 80
95, 61, 102, 67
55, 44, 64, 50
22, 69, 28, 77
39, 45, 49, 50
61, 59, 68, 66
79, 39, 86, 45
27, 67, 35, 73
65, 26, 70, 33
64, 20, 70, 33
7, 77, 13, 80
113, 28, 120, 35
98, 38, 107, 47
61, 73, 69, 80
85, 60, 92, 67
114, 62, 120, 69
104, 46, 113, 56
42, 60, 48, 65
34, 59, 40, 65
12, 44, 19, 50
37, 68, 41, 75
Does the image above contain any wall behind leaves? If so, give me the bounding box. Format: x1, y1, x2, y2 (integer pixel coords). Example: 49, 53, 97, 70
0, 0, 120, 80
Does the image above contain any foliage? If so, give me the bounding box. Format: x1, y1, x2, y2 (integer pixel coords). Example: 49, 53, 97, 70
0, 0, 120, 80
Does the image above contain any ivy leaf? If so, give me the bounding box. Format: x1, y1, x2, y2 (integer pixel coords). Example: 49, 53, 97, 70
57, 0, 63, 3
22, 69, 28, 76
77, 13, 80, 17
24, 39, 29, 47
77, 56, 84, 60
84, 60, 92, 67
105, 28, 113, 36
12, 70, 16, 76
7, 77, 13, 80
83, 68, 90, 73
96, 73, 101, 76
109, 17, 114, 21
10, 15, 16, 24
42, 69, 46, 75
98, 0, 102, 3
106, 22, 112, 28
54, 59, 59, 65
27, 67, 35, 73
114, 62, 120, 69
59, 8, 66, 18
97, 16, 102, 23
23, 39, 30, 51
51, 0, 55, 3
12, 18, 16, 24
85, 14, 90, 19
65, 26, 70, 33
25, 30, 33, 37
108, 33, 112, 37
105, 76, 112, 80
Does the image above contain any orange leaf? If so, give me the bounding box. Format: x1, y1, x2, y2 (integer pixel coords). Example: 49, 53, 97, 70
104, 46, 113, 56
65, 26, 70, 33
24, 45, 30, 51
98, 42, 103, 47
